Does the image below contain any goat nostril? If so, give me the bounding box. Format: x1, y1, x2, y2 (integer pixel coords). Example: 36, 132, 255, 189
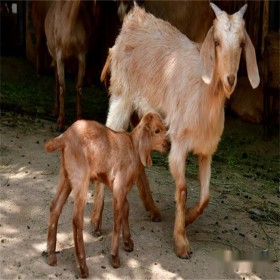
227, 75, 235, 86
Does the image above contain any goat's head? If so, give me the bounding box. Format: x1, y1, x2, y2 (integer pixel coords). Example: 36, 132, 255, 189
137, 113, 169, 167
200, 3, 260, 98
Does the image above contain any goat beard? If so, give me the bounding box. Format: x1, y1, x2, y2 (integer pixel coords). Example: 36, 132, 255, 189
223, 83, 236, 99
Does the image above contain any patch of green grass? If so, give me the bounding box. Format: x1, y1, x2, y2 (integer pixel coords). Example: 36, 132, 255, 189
1, 56, 109, 125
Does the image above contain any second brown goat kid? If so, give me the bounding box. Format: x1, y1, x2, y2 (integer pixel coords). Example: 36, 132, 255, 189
45, 113, 169, 278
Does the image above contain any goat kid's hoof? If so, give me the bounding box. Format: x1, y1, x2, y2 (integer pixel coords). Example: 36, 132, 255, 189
124, 239, 134, 252
79, 263, 89, 278
111, 255, 120, 268
93, 229, 102, 237
47, 254, 57, 266
151, 211, 162, 222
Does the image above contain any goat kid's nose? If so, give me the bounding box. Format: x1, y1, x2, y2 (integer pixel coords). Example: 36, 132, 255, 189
227, 75, 236, 86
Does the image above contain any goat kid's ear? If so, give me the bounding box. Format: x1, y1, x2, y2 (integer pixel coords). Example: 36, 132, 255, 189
139, 127, 153, 167
244, 30, 260, 89
200, 26, 215, 85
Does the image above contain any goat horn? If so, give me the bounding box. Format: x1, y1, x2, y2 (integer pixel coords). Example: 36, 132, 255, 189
236, 4, 248, 18
210, 2, 223, 17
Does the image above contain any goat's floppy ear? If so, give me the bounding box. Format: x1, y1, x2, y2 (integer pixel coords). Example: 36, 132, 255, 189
139, 126, 152, 167
244, 30, 260, 89
200, 26, 215, 85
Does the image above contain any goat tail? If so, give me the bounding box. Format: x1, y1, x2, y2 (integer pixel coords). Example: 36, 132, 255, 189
100, 48, 112, 90
45, 135, 65, 152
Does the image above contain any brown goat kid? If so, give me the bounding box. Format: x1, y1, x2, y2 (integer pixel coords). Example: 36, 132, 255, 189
45, 113, 168, 278
96, 3, 260, 259
45, 0, 92, 131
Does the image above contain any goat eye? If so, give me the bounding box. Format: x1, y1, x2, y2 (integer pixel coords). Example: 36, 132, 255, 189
240, 41, 245, 48
155, 129, 160, 134
214, 40, 219, 47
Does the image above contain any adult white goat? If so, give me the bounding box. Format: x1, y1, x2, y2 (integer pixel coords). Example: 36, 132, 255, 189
94, 3, 260, 258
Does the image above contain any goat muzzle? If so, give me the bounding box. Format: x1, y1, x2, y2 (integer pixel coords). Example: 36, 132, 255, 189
227, 75, 236, 87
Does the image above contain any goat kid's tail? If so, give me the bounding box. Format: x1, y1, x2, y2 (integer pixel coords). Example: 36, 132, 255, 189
45, 135, 65, 152
100, 48, 112, 89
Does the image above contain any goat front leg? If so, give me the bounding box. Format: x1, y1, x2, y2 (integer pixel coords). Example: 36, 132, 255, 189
169, 143, 191, 258
122, 197, 134, 252
136, 170, 162, 222
47, 173, 71, 266
76, 53, 86, 120
56, 53, 65, 131
91, 181, 104, 236
72, 182, 89, 278
185, 154, 211, 226
130, 112, 162, 221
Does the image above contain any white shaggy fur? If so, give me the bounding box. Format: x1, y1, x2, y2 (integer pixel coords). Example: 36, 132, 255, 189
97, 3, 260, 258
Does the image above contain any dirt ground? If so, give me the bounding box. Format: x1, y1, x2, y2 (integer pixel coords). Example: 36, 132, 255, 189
1, 57, 279, 279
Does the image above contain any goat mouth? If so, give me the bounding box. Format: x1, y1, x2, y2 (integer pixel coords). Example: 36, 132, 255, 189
223, 83, 235, 98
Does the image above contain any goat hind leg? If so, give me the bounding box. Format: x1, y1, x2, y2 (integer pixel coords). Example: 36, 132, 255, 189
51, 67, 60, 118
111, 190, 126, 268
47, 173, 71, 266
185, 154, 211, 226
91, 181, 104, 236
122, 197, 134, 252
76, 53, 86, 120
72, 182, 89, 278
56, 54, 65, 131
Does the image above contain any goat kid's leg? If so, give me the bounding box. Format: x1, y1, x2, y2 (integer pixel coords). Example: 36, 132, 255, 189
169, 144, 191, 258
130, 112, 161, 221
136, 171, 162, 222
76, 53, 86, 120
56, 53, 65, 131
91, 181, 104, 236
111, 188, 126, 268
47, 173, 71, 266
122, 197, 134, 252
185, 154, 211, 226
72, 182, 89, 278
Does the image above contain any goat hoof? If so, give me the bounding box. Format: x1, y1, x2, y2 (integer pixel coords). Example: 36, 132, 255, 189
47, 254, 57, 266
151, 212, 162, 222
124, 239, 134, 252
80, 263, 89, 278
93, 229, 101, 237
111, 255, 120, 268
176, 245, 192, 259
